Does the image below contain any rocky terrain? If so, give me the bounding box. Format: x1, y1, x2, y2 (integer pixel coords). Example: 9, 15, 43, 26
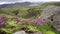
39, 5, 60, 31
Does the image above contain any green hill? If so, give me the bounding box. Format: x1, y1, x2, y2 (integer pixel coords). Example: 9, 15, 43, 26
0, 2, 60, 19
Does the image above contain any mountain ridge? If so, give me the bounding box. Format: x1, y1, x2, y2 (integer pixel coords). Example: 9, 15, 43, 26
0, 2, 44, 8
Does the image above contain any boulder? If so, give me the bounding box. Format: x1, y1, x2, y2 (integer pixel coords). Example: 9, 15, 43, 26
13, 31, 27, 34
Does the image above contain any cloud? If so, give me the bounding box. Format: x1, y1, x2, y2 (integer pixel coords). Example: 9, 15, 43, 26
0, 0, 60, 5
0, 0, 23, 2
21, 0, 60, 2
0, 0, 60, 2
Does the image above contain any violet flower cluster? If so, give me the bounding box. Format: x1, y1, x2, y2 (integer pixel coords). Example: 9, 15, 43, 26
0, 16, 8, 28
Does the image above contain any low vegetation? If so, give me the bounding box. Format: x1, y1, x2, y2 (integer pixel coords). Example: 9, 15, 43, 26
0, 2, 60, 34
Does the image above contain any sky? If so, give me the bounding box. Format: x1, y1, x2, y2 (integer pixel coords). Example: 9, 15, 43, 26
0, 0, 60, 4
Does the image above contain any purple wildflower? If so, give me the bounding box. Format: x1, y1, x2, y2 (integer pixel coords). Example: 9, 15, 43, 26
0, 22, 5, 28
36, 19, 43, 25
0, 16, 8, 28
1, 16, 8, 22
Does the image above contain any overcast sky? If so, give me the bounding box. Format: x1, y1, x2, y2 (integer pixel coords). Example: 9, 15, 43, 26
0, 0, 60, 4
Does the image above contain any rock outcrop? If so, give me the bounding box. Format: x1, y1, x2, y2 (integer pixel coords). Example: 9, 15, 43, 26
39, 5, 60, 31
39, 5, 60, 19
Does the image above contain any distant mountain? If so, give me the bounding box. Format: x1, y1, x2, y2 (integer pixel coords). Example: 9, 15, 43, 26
0, 2, 44, 8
